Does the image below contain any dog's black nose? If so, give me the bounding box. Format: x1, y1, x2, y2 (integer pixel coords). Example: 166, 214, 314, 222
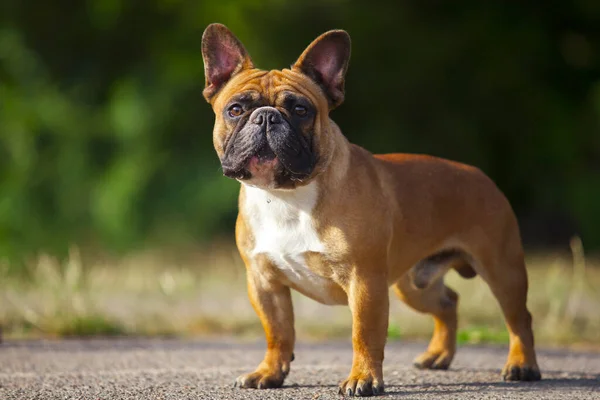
250, 107, 282, 127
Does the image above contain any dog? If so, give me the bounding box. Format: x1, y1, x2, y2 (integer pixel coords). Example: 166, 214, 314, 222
201, 23, 541, 397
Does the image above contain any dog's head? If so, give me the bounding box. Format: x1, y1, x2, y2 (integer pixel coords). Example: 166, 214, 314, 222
201, 23, 350, 189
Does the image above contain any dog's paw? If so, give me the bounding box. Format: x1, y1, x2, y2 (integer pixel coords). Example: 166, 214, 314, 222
413, 350, 454, 370
502, 363, 541, 381
234, 368, 286, 389
338, 373, 384, 397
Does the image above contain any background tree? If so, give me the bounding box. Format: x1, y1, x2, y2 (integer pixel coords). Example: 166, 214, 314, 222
0, 0, 599, 261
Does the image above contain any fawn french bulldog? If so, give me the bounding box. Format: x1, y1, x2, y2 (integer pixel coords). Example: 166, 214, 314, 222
201, 23, 541, 397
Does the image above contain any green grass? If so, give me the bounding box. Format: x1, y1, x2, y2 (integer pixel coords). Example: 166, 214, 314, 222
388, 323, 402, 339
457, 326, 510, 345
1, 239, 600, 347
53, 315, 126, 337
388, 322, 402, 340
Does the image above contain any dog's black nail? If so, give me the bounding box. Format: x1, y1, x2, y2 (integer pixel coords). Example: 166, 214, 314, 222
510, 366, 520, 380
522, 367, 541, 381
347, 387, 353, 396
503, 366, 520, 381
291, 352, 295, 362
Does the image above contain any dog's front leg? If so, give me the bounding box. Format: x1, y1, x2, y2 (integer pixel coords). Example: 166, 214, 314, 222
340, 272, 389, 397
235, 264, 295, 389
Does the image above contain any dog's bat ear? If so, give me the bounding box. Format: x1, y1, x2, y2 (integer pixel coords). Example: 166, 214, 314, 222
202, 23, 254, 102
292, 30, 351, 109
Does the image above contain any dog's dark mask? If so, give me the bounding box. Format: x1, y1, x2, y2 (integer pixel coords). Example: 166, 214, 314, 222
220, 93, 317, 187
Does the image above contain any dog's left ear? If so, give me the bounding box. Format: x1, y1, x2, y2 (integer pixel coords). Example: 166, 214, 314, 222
292, 30, 351, 109
202, 23, 254, 102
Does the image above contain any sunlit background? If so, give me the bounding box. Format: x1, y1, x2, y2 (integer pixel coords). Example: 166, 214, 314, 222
1, 2, 599, 344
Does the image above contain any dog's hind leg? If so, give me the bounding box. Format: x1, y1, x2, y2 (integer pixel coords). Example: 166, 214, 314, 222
479, 250, 541, 381
393, 274, 458, 370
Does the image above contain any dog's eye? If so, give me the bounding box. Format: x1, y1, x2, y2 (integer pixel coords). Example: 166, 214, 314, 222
228, 104, 243, 118
294, 105, 308, 117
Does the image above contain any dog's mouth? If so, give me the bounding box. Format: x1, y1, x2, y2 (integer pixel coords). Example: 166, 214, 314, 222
222, 138, 316, 186
244, 145, 279, 179
222, 143, 278, 180
254, 144, 277, 163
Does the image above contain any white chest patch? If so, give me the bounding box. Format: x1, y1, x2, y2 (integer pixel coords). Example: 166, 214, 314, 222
243, 182, 334, 304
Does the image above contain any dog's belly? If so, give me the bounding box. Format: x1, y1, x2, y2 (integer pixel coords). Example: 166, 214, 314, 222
243, 182, 345, 305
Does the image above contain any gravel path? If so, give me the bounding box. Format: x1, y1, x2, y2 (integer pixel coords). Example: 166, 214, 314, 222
1, 339, 599, 399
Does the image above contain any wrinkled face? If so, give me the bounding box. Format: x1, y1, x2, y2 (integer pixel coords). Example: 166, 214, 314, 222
211, 69, 327, 189
202, 24, 350, 190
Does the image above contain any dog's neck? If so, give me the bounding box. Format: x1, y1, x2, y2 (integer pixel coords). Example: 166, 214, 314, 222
316, 118, 352, 191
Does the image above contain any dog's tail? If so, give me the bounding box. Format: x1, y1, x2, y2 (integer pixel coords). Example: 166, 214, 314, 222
409, 249, 477, 289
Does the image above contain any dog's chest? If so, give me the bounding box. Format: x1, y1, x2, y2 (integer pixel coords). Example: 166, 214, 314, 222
243, 183, 336, 304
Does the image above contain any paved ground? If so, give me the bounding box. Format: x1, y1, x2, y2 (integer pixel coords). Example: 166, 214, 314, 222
1, 339, 599, 399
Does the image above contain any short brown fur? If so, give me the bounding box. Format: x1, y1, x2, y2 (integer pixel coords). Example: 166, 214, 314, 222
202, 23, 540, 397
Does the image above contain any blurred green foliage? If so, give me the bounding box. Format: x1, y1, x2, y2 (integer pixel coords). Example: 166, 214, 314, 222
0, 0, 599, 260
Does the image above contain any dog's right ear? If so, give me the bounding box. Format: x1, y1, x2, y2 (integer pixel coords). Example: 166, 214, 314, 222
202, 23, 254, 102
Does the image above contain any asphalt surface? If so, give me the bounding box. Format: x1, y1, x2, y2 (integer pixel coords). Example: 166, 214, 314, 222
1, 339, 599, 399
